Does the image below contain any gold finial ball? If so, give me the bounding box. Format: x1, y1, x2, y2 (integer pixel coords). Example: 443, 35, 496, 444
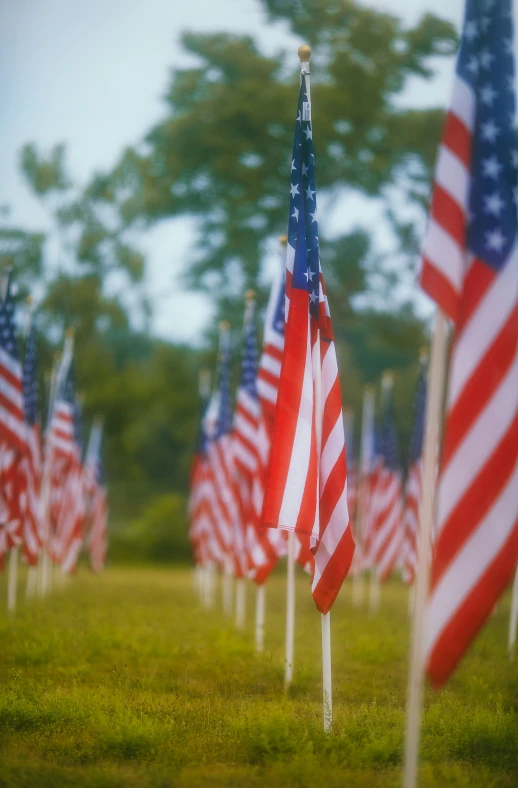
298, 44, 311, 62
245, 289, 256, 301
279, 234, 288, 245
382, 370, 394, 386
65, 327, 75, 339
219, 320, 230, 332
26, 295, 33, 306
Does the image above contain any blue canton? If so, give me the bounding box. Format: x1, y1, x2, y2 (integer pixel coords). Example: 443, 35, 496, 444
408, 362, 428, 466
288, 73, 321, 320
215, 332, 233, 438
379, 392, 400, 472
457, 0, 517, 269
0, 276, 19, 361
240, 309, 258, 401
22, 324, 39, 426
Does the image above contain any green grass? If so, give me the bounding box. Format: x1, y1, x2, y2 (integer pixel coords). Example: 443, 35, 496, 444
0, 566, 516, 787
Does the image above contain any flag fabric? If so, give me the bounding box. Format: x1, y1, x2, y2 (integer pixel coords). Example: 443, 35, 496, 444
205, 330, 242, 573
401, 360, 428, 586
364, 386, 403, 581
19, 320, 43, 565
234, 302, 285, 583
262, 69, 355, 614
0, 276, 24, 566
421, 0, 518, 687
84, 423, 108, 573
257, 260, 285, 428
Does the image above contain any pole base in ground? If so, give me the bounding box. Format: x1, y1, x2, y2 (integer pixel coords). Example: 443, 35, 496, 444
508, 567, 518, 659
26, 564, 38, 599
285, 532, 295, 688
235, 578, 246, 630
321, 611, 332, 732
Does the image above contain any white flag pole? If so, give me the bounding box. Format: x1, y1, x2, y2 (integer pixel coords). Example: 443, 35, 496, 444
26, 565, 37, 599
403, 310, 449, 788
7, 546, 19, 613
285, 529, 296, 686
255, 584, 266, 652
353, 386, 375, 608
508, 565, 518, 659
235, 577, 246, 630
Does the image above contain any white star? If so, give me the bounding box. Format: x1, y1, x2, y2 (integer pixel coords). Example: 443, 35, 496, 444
479, 16, 491, 33
304, 269, 309, 281
291, 207, 299, 222
482, 155, 502, 179
483, 192, 505, 216
309, 290, 318, 304
290, 182, 299, 198
466, 56, 479, 76
304, 126, 313, 141
480, 84, 497, 106
302, 162, 309, 177
291, 159, 296, 172
486, 228, 506, 252
479, 48, 494, 70
305, 185, 315, 201
310, 209, 318, 223
483, 0, 495, 9
296, 111, 301, 123
307, 268, 315, 281
464, 20, 478, 41
481, 120, 500, 143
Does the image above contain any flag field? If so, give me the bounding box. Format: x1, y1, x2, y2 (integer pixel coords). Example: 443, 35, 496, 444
0, 566, 516, 787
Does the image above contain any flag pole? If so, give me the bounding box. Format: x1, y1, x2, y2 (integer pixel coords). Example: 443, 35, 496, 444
285, 529, 295, 687
508, 566, 518, 659
403, 309, 449, 788
299, 42, 332, 732
255, 583, 265, 652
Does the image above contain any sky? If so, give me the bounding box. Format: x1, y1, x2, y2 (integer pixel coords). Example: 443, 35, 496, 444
0, 0, 468, 343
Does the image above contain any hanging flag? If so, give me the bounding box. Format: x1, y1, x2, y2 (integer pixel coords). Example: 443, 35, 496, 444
401, 357, 428, 586
205, 325, 242, 573
257, 245, 286, 428
421, 0, 518, 687
84, 421, 108, 573
0, 274, 24, 566
363, 379, 403, 581
19, 318, 43, 565
262, 68, 355, 614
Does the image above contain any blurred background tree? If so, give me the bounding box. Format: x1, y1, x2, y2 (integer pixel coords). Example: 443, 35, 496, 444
0, 0, 459, 559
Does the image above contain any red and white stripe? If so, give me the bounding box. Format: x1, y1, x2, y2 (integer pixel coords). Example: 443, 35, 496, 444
0, 329, 24, 564
19, 423, 43, 566
364, 461, 403, 581
401, 460, 421, 586
257, 261, 284, 428
263, 245, 355, 613
422, 71, 518, 686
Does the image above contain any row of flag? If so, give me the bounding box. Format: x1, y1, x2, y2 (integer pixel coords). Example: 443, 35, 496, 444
0, 273, 108, 592
188, 0, 517, 743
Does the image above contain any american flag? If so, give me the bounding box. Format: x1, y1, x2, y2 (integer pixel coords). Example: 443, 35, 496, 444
84, 422, 108, 573
262, 68, 355, 613
256, 249, 285, 429
205, 327, 241, 573
19, 319, 43, 565
364, 381, 403, 581
234, 299, 286, 584
401, 358, 428, 586
0, 275, 24, 565
422, 0, 518, 687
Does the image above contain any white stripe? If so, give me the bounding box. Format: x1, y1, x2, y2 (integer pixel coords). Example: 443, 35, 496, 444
438, 351, 518, 533
235, 388, 260, 421
447, 247, 518, 409
320, 414, 344, 495
422, 218, 465, 295
425, 460, 518, 662
259, 353, 282, 378
312, 486, 349, 590
279, 317, 314, 527
320, 345, 338, 403
435, 144, 470, 209
0, 372, 23, 412
234, 411, 259, 447
286, 243, 295, 274
450, 75, 475, 132
0, 404, 25, 443
257, 378, 277, 404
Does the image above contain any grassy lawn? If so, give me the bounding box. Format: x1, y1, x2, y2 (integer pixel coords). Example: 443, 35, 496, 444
0, 565, 516, 787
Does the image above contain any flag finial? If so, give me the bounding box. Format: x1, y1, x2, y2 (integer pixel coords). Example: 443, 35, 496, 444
65, 327, 75, 339
298, 45, 311, 62
279, 234, 288, 245
219, 320, 230, 332
244, 289, 256, 302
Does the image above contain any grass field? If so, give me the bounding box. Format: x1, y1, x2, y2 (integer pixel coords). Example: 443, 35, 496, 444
0, 565, 516, 787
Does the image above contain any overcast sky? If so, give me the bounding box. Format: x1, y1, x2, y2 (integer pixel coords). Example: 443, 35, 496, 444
0, 0, 468, 342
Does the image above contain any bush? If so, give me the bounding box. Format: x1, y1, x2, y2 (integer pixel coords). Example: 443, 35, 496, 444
109, 493, 191, 564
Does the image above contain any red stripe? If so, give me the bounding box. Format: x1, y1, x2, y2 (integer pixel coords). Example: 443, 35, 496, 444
442, 111, 472, 168
420, 257, 460, 323
430, 183, 466, 249
313, 527, 355, 613
455, 259, 496, 334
